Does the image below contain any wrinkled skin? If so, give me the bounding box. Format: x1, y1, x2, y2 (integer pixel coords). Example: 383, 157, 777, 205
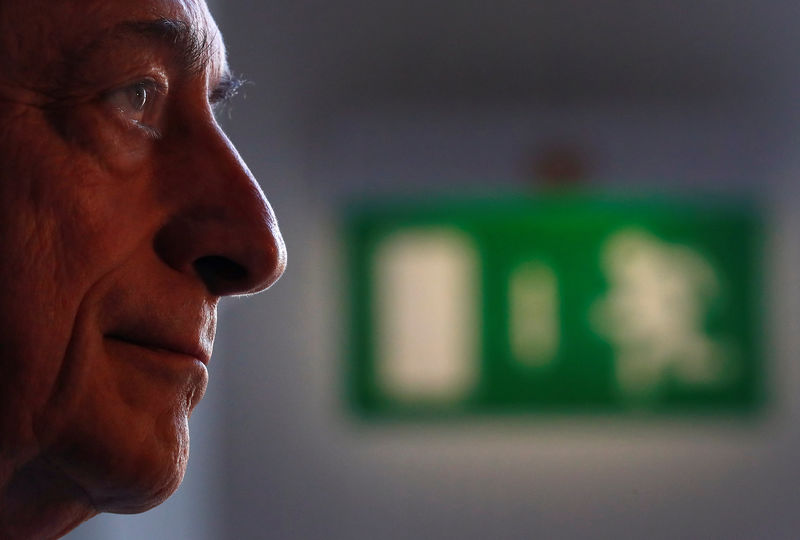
0, 0, 286, 537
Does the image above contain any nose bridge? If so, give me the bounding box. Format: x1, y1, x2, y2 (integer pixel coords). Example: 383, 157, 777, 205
154, 120, 286, 297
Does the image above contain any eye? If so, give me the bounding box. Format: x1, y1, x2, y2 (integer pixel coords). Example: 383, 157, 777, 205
104, 79, 165, 130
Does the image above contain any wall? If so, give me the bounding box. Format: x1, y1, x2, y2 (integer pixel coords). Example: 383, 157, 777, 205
68, 1, 800, 538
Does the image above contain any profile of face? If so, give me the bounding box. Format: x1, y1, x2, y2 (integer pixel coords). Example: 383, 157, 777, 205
0, 0, 285, 532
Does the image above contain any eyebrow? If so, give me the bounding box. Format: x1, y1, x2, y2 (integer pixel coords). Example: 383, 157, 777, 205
69, 18, 243, 104
118, 18, 212, 76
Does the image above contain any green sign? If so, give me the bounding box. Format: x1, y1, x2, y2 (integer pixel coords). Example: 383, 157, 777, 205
345, 195, 764, 417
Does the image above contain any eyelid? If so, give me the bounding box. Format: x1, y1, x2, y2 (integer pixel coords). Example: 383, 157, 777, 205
138, 77, 168, 96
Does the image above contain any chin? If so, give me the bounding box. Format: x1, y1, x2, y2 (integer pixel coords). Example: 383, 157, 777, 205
97, 396, 197, 513
94, 422, 191, 515
45, 389, 196, 515
98, 457, 188, 515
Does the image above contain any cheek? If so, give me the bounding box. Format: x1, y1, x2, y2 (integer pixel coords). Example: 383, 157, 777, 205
0, 109, 164, 443
20, 110, 163, 268
48, 105, 153, 178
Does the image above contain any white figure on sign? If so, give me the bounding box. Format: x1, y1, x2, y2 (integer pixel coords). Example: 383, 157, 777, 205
509, 261, 560, 367
591, 229, 733, 397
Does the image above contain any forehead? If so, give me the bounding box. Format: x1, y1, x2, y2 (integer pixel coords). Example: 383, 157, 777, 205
0, 0, 226, 83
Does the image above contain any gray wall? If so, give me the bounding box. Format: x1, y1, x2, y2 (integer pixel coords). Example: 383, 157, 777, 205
69, 1, 800, 538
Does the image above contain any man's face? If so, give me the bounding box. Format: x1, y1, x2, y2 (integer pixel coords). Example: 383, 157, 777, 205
0, 0, 285, 513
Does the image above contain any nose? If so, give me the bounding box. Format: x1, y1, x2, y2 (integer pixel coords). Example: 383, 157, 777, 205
154, 123, 286, 297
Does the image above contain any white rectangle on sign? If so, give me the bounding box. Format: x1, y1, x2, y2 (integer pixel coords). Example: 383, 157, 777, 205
373, 228, 479, 404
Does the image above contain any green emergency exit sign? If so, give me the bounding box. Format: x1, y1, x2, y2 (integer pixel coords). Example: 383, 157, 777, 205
345, 195, 764, 417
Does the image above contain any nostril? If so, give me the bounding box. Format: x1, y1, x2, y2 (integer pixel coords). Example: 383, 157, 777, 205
194, 255, 248, 294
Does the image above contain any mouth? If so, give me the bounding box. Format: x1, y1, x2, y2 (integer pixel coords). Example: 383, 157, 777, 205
100, 298, 217, 370
104, 332, 211, 366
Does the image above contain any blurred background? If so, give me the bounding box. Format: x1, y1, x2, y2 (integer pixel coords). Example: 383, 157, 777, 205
68, 0, 800, 538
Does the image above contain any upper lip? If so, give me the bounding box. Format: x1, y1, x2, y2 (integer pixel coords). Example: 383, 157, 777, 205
105, 325, 212, 365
